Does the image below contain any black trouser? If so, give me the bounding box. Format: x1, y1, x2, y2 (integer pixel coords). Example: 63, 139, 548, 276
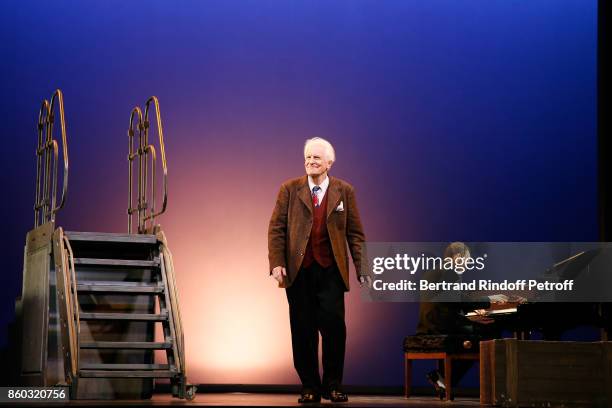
286, 262, 346, 393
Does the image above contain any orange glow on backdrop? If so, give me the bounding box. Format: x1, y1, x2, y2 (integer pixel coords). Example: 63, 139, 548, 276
160, 173, 295, 383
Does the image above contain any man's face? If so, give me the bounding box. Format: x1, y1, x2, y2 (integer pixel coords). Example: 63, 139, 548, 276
304, 143, 332, 178
453, 249, 470, 275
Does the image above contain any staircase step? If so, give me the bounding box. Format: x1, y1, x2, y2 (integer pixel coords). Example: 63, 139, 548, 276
80, 341, 172, 349
81, 363, 170, 370
74, 258, 160, 268
77, 281, 164, 294
79, 370, 176, 378
80, 311, 168, 321
65, 231, 157, 244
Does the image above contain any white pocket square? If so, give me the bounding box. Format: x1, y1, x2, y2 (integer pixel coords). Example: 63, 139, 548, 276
335, 201, 344, 212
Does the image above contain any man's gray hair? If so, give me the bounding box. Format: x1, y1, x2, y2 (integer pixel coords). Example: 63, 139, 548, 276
444, 242, 471, 259
304, 137, 336, 163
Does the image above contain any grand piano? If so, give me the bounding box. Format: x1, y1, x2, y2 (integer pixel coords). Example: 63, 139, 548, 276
466, 249, 612, 340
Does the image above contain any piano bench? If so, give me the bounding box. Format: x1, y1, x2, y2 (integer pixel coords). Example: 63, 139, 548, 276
403, 335, 481, 401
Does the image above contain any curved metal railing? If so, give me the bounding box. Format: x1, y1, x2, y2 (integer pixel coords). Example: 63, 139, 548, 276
127, 96, 168, 234
63, 234, 79, 370
35, 89, 69, 227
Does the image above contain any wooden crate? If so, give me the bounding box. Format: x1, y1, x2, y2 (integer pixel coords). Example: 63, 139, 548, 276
480, 339, 612, 407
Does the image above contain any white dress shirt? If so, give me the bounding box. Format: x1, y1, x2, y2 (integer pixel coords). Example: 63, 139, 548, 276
308, 175, 329, 204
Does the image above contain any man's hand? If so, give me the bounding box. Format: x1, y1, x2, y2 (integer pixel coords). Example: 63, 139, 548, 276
359, 275, 372, 289
467, 310, 495, 325
509, 294, 528, 304
271, 266, 287, 284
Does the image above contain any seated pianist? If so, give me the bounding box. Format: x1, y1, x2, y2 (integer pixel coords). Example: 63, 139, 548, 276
416, 242, 508, 397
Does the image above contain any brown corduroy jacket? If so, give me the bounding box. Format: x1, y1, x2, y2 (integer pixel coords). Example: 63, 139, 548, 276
268, 175, 366, 290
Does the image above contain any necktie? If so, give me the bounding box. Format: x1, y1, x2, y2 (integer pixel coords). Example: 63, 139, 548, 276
312, 186, 321, 207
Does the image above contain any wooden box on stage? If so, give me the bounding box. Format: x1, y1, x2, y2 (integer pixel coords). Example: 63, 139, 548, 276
479, 339, 612, 407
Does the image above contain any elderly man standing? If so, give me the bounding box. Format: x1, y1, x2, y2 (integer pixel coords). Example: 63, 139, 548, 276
268, 137, 367, 403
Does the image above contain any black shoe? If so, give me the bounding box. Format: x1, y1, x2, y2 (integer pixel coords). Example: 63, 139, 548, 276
425, 370, 446, 400
298, 391, 321, 403
322, 389, 349, 403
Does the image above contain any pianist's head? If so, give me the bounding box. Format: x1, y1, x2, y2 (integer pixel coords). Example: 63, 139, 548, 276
444, 242, 471, 275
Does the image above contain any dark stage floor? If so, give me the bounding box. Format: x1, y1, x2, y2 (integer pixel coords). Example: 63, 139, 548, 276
18, 393, 482, 407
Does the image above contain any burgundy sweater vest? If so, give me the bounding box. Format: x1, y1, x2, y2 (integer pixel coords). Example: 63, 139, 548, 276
302, 190, 334, 269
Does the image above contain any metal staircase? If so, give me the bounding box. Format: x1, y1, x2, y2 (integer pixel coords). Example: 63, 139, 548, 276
19, 90, 195, 400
